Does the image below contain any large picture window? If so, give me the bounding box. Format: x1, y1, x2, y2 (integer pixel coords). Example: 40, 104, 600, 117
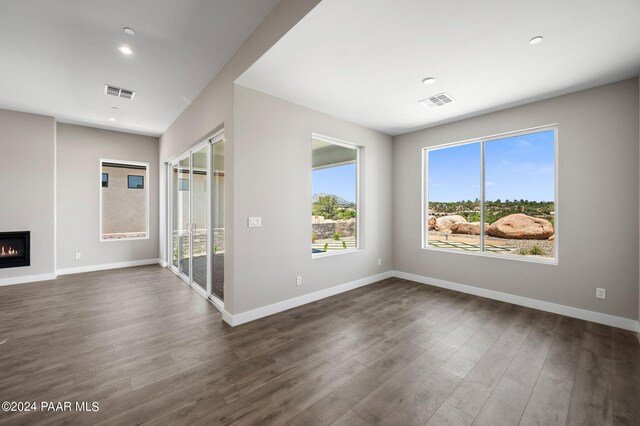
100, 160, 149, 241
311, 135, 359, 255
424, 127, 556, 261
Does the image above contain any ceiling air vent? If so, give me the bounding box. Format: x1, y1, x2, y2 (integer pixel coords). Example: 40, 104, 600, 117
119, 89, 134, 100
104, 84, 136, 100
419, 92, 454, 109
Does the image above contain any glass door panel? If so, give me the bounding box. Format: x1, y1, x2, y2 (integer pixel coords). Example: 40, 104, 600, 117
178, 155, 191, 280
211, 140, 225, 301
191, 145, 208, 290
171, 164, 179, 269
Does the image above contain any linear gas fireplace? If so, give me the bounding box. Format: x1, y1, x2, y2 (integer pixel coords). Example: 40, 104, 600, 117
0, 231, 30, 269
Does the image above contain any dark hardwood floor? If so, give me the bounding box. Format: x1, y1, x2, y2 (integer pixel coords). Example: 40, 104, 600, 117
0, 265, 638, 425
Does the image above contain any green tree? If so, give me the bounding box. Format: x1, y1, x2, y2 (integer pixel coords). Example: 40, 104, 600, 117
335, 208, 356, 220
313, 195, 338, 219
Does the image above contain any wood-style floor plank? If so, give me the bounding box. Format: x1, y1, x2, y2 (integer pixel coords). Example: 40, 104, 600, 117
519, 317, 585, 426
284, 409, 324, 426
379, 367, 462, 426
0, 265, 638, 426
473, 376, 532, 426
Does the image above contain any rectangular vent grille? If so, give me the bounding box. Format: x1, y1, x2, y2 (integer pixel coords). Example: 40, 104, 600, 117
419, 92, 454, 109
104, 84, 136, 100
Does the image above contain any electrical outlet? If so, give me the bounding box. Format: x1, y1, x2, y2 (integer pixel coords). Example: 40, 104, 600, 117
596, 288, 606, 299
75, 252, 82, 260
248, 217, 262, 228
296, 276, 302, 286
378, 258, 382, 266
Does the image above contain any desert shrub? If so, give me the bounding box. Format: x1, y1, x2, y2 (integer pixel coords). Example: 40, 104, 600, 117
335, 208, 356, 220
464, 212, 481, 222
342, 241, 347, 249
333, 231, 342, 241
311, 232, 316, 243
528, 245, 544, 256
323, 243, 329, 252
518, 245, 545, 256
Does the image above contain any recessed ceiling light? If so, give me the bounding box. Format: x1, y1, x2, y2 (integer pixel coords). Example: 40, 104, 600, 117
529, 36, 543, 45
123, 27, 136, 36
422, 77, 436, 85
109, 117, 116, 122
118, 46, 133, 55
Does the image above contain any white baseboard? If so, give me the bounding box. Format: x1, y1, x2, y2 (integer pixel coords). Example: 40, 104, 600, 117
56, 258, 162, 276
159, 260, 168, 267
225, 270, 394, 327
393, 270, 639, 332
0, 273, 57, 287
221, 309, 234, 325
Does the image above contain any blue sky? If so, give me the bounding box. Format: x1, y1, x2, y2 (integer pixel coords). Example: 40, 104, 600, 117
313, 163, 356, 202
428, 130, 555, 202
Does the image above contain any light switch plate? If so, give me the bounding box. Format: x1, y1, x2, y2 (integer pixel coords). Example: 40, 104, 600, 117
596, 288, 606, 299
248, 217, 262, 227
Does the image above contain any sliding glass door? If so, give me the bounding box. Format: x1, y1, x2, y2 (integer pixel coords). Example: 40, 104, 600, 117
191, 145, 208, 291
211, 139, 225, 301
171, 154, 191, 281
168, 133, 225, 304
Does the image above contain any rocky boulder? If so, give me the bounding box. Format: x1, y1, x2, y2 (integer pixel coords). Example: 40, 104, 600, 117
435, 215, 467, 232
428, 216, 436, 231
488, 214, 554, 239
451, 222, 489, 235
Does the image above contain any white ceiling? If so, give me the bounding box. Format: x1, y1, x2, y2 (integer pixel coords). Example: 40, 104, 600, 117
0, 0, 279, 136
237, 0, 640, 136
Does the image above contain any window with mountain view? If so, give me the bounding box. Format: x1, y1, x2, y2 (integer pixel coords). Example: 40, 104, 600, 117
425, 128, 556, 261
311, 137, 359, 255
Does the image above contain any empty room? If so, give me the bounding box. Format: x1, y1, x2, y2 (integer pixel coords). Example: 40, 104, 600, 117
1, 0, 639, 425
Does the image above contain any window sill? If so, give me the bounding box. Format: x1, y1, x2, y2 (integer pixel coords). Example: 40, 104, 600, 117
422, 246, 557, 265
100, 236, 150, 243
312, 248, 361, 259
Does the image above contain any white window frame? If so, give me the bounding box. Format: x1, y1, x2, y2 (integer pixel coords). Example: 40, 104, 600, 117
312, 133, 361, 258
99, 158, 150, 242
422, 125, 558, 265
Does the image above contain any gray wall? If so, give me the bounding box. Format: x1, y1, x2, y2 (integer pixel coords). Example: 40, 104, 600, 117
233, 85, 393, 314
57, 124, 159, 270
393, 78, 639, 321
159, 0, 321, 313
0, 109, 56, 281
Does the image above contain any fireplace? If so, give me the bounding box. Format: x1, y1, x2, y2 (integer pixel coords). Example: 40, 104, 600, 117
0, 231, 30, 269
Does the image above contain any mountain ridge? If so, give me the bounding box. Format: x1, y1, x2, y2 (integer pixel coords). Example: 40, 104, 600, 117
312, 193, 354, 207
